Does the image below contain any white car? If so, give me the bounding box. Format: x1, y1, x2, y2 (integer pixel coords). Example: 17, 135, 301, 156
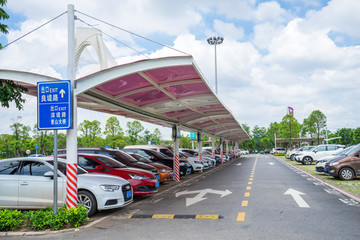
294, 144, 345, 165
179, 151, 204, 173
0, 157, 133, 216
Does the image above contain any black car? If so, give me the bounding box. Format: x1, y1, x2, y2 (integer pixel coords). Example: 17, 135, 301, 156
261, 149, 271, 154
122, 148, 191, 176
58, 148, 160, 180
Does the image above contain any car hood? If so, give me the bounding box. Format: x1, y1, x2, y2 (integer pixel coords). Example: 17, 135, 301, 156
130, 161, 157, 171
326, 155, 348, 164
78, 173, 130, 186
150, 162, 171, 170
118, 167, 155, 177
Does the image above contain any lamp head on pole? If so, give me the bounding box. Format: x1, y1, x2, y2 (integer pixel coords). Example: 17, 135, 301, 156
207, 36, 224, 45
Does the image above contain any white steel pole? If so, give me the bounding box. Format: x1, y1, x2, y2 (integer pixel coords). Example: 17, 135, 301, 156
66, 4, 78, 209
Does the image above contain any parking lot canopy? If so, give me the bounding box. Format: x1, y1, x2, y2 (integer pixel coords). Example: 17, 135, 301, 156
0, 56, 250, 143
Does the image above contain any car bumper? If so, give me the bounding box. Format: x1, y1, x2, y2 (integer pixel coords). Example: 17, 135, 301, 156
159, 171, 174, 182
96, 188, 133, 211
129, 179, 159, 196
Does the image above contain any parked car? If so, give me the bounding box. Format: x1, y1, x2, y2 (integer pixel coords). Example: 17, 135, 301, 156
287, 146, 314, 161
324, 144, 360, 180
58, 148, 160, 181
294, 144, 345, 165
0, 157, 133, 216
261, 149, 271, 154
179, 151, 204, 173
128, 153, 174, 183
122, 148, 191, 176
316, 146, 355, 172
270, 147, 286, 154
58, 153, 159, 196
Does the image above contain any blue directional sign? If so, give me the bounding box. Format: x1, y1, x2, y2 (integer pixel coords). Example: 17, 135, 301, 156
37, 81, 72, 130
190, 132, 196, 140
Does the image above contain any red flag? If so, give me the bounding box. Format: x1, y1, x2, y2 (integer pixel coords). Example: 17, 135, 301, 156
288, 106, 294, 115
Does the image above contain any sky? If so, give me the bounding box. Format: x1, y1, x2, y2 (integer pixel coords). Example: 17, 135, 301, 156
1, 0, 360, 140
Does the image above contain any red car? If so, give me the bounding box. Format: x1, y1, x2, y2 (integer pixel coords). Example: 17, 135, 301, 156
59, 154, 159, 196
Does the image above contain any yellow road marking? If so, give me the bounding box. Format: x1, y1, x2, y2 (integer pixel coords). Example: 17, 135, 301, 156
152, 214, 175, 219
237, 212, 246, 221
196, 215, 219, 219
248, 182, 252, 185
244, 192, 250, 197
247, 186, 251, 190
241, 200, 248, 206
249, 178, 253, 180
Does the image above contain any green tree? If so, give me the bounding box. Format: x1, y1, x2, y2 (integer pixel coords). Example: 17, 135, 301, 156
303, 110, 327, 144
0, 133, 14, 158
10, 117, 31, 156
0, 1, 29, 110
266, 122, 280, 146
78, 120, 102, 147
32, 124, 53, 155
103, 116, 124, 148
278, 114, 301, 148
335, 128, 353, 145
353, 127, 360, 144
252, 125, 266, 150
126, 120, 144, 145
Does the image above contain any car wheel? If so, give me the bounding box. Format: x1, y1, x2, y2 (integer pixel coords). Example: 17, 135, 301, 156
290, 154, 295, 161
339, 167, 354, 180
78, 190, 97, 217
302, 156, 313, 165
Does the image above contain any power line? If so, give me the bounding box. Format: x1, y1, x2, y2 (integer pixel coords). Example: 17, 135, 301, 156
76, 10, 190, 56
0, 11, 67, 50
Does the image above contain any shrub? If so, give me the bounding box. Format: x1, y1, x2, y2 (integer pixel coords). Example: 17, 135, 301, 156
0, 209, 23, 231
0, 205, 88, 231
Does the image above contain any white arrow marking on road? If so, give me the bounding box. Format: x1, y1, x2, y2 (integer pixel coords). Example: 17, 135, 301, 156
284, 188, 310, 208
236, 163, 242, 166
59, 89, 65, 98
268, 162, 274, 165
176, 188, 232, 207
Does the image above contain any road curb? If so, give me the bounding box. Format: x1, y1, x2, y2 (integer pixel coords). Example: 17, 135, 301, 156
275, 156, 360, 203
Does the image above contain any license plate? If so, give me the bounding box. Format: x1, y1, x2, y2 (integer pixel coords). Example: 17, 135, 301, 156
157, 175, 160, 180
171, 173, 174, 178
324, 168, 327, 172
155, 182, 159, 188
187, 168, 192, 174
126, 190, 132, 199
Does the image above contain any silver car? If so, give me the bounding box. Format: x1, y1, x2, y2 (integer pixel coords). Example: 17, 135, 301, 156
0, 157, 133, 216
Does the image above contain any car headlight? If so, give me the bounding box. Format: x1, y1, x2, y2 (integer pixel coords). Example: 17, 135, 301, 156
159, 169, 169, 173
329, 162, 339, 166
100, 185, 120, 192
129, 174, 148, 180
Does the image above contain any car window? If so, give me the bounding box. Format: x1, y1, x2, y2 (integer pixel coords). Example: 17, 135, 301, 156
327, 146, 337, 151
160, 149, 173, 157
316, 146, 326, 152
78, 149, 96, 154
21, 161, 52, 176
0, 161, 20, 175
136, 150, 151, 159
48, 161, 87, 175
98, 151, 113, 157
78, 156, 101, 170
93, 156, 126, 168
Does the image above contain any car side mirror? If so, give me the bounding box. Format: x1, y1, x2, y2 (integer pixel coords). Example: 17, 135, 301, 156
44, 171, 54, 178
149, 155, 154, 160
95, 165, 104, 171
355, 152, 360, 158
314, 150, 317, 153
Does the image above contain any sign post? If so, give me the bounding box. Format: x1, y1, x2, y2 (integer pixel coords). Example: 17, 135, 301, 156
37, 80, 71, 214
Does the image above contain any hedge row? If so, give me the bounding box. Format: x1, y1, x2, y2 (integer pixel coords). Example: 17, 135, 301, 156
0, 206, 88, 231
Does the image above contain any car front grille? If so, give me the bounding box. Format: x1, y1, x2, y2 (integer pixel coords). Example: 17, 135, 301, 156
135, 185, 158, 192
122, 184, 132, 202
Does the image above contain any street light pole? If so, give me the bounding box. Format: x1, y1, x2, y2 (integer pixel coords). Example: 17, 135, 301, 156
207, 36, 223, 94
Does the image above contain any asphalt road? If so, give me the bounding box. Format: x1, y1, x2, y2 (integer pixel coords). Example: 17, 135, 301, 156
7, 154, 360, 240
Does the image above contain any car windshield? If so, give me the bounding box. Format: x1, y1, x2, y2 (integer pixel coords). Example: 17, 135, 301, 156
342, 144, 360, 156
115, 150, 138, 163
131, 154, 152, 163
334, 146, 354, 156
94, 156, 127, 168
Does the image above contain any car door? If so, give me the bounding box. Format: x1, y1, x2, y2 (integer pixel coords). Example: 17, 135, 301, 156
0, 160, 21, 207
18, 161, 65, 208
314, 146, 327, 159
354, 150, 360, 176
